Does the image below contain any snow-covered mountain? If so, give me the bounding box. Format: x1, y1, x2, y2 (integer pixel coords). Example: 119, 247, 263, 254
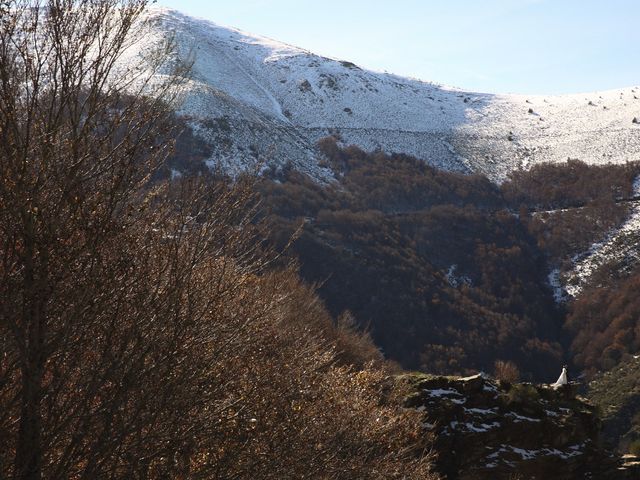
127, 8, 640, 182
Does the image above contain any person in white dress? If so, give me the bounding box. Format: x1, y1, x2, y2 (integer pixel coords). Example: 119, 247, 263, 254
552, 365, 568, 388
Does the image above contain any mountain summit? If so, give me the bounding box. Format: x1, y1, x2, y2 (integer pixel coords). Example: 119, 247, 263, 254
129, 8, 640, 181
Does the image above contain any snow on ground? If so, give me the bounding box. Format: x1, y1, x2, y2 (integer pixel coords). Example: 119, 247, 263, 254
548, 268, 567, 303
465, 407, 498, 416
426, 388, 463, 397
121, 7, 640, 182
506, 412, 542, 423
445, 264, 472, 288
556, 175, 640, 298
448, 420, 501, 434
424, 387, 467, 405
464, 421, 501, 433
490, 443, 585, 461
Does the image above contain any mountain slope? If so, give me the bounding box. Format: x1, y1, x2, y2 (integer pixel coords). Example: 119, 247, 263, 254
587, 355, 640, 452
565, 197, 640, 298
126, 7, 640, 181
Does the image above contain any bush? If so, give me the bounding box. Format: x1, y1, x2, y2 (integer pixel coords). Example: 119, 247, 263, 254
495, 360, 521, 384
506, 384, 541, 405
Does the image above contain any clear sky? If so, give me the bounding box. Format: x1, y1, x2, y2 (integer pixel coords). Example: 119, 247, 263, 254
157, 0, 640, 95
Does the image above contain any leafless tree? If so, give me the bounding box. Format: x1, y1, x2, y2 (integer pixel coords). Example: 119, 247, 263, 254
0, 2, 436, 479
0, 1, 189, 477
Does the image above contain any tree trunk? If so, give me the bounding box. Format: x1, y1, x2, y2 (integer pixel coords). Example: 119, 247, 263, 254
14, 223, 45, 480
15, 360, 43, 480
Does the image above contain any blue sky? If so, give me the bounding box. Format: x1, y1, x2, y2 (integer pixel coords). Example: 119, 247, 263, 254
158, 0, 639, 95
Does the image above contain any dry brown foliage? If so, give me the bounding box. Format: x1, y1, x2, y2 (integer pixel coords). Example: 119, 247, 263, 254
494, 360, 520, 384
0, 2, 436, 479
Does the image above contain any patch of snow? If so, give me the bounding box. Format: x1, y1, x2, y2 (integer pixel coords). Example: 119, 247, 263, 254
507, 412, 541, 423
548, 268, 567, 303
465, 407, 498, 415
424, 388, 467, 404
487, 448, 506, 459
464, 421, 501, 433
425, 388, 463, 397
449, 420, 500, 433
488, 443, 584, 463
483, 383, 499, 393
445, 264, 472, 288
511, 446, 540, 460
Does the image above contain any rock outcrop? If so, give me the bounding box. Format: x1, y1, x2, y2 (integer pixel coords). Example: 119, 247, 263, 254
587, 355, 640, 453
402, 373, 639, 479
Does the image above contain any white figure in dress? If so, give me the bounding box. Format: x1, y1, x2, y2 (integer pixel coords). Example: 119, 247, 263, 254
553, 365, 568, 388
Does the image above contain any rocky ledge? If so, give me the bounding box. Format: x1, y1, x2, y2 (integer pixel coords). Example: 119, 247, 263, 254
401, 373, 640, 479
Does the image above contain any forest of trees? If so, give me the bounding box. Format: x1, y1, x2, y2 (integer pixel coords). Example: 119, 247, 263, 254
260, 138, 565, 380
0, 2, 435, 479
503, 161, 640, 375
259, 138, 640, 381
566, 266, 640, 373
503, 160, 640, 262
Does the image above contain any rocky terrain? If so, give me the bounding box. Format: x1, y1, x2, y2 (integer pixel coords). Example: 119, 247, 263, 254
587, 355, 640, 453
121, 8, 640, 183
402, 373, 640, 479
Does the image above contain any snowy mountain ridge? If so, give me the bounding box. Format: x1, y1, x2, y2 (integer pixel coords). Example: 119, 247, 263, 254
127, 7, 640, 181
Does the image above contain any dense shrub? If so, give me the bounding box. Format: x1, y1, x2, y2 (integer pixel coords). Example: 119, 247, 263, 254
494, 360, 521, 384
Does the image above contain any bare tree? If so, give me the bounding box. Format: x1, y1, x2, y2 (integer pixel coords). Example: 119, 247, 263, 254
0, 1, 188, 477
0, 2, 436, 479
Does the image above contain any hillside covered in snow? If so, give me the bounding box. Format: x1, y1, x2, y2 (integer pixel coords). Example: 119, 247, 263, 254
125, 7, 640, 181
